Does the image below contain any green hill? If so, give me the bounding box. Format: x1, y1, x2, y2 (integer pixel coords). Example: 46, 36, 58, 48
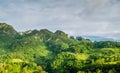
0, 23, 120, 73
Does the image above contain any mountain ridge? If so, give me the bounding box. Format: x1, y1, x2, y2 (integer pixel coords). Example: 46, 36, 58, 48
0, 23, 119, 42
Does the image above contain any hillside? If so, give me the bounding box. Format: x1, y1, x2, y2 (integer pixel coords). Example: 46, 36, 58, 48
0, 23, 120, 73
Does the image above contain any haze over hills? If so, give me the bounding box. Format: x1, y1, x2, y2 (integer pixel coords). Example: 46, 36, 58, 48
83, 35, 115, 41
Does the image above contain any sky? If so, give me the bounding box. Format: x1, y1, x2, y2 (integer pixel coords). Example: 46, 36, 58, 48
0, 0, 120, 40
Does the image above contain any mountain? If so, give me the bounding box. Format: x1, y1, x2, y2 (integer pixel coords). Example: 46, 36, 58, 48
0, 23, 120, 73
83, 35, 114, 41
0, 23, 17, 35
0, 23, 18, 46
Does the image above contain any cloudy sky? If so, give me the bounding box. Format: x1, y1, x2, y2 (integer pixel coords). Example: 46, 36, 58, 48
0, 0, 120, 40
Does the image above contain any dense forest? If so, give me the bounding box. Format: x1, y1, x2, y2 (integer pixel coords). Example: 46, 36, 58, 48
0, 23, 120, 73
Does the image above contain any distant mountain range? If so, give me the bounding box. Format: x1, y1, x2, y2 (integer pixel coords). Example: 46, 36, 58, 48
83, 35, 119, 42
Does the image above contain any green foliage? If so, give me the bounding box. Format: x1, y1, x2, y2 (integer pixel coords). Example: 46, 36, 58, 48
94, 41, 120, 48
0, 23, 120, 73
0, 62, 46, 73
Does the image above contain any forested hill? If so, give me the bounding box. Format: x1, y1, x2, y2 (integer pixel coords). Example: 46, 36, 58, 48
0, 23, 120, 73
